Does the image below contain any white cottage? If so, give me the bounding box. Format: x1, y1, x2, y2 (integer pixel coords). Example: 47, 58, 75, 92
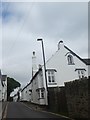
21, 41, 90, 105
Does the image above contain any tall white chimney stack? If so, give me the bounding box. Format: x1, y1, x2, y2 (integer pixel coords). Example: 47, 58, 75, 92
32, 51, 37, 77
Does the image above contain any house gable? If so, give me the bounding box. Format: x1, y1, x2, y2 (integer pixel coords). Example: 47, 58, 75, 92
64, 46, 88, 65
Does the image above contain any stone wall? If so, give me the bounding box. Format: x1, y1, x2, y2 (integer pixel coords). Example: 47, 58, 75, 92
65, 77, 89, 119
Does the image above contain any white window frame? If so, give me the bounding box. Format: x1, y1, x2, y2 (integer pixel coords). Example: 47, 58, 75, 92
67, 55, 74, 65
75, 69, 86, 79
47, 70, 56, 83
40, 89, 44, 99
36, 88, 45, 99
78, 70, 85, 79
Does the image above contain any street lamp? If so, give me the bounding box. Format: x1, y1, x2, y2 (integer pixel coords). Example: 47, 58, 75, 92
37, 38, 48, 104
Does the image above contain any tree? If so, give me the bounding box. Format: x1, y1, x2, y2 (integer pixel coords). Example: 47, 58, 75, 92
7, 77, 21, 100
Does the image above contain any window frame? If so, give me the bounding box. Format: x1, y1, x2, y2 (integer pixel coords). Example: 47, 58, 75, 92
46, 69, 57, 84
67, 54, 75, 65
41, 89, 44, 98
36, 88, 45, 99
75, 69, 86, 79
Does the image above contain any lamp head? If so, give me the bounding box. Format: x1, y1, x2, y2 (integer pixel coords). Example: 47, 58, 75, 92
37, 38, 43, 41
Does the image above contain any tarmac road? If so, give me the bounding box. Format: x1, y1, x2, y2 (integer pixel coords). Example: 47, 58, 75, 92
5, 102, 71, 119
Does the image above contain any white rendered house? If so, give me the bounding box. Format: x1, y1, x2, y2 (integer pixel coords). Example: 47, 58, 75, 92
45, 41, 89, 87
21, 41, 90, 105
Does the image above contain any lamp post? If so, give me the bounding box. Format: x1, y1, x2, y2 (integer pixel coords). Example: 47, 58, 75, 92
37, 38, 48, 105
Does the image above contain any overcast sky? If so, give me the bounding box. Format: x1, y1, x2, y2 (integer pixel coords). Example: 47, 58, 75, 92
0, 1, 88, 88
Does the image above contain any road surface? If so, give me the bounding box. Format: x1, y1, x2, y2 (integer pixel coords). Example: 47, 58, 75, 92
5, 102, 71, 119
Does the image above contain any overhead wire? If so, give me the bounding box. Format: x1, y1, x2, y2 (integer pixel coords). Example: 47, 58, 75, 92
2, 2, 10, 67
6, 2, 35, 56
3, 2, 36, 82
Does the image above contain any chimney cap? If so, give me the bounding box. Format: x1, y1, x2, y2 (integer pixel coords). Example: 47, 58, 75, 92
59, 40, 63, 43
33, 51, 35, 55
58, 40, 64, 50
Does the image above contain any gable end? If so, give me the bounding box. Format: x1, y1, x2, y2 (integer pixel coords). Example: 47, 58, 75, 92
64, 45, 87, 65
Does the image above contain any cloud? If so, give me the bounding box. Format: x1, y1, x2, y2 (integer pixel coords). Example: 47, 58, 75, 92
1, 2, 88, 88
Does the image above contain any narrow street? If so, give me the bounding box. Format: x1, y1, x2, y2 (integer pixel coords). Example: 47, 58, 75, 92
4, 102, 71, 119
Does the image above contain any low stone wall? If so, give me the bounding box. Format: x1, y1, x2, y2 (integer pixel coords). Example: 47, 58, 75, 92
65, 77, 89, 119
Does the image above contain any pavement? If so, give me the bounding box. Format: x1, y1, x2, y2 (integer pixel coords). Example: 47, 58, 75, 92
3, 102, 73, 119
22, 102, 74, 119
0, 101, 8, 120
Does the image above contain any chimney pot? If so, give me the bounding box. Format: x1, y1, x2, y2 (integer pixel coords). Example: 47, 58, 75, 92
60, 40, 63, 43
58, 40, 64, 50
33, 51, 35, 56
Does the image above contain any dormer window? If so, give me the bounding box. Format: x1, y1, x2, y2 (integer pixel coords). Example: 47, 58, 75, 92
67, 55, 74, 65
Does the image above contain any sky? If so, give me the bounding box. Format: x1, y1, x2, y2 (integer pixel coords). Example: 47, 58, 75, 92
0, 1, 88, 89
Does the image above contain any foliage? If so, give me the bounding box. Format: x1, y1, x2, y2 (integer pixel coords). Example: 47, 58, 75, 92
7, 77, 21, 100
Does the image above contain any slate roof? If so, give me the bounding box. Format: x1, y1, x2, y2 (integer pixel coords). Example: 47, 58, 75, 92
21, 68, 42, 92
64, 45, 89, 65
83, 59, 90, 65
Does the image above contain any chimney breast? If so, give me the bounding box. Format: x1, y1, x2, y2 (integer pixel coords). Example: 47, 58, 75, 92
32, 51, 37, 77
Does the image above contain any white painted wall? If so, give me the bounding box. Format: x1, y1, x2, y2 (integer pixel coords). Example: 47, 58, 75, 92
21, 88, 27, 101
30, 70, 46, 105
26, 84, 32, 101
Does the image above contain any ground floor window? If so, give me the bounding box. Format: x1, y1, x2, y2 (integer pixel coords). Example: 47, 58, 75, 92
41, 89, 44, 98
36, 88, 45, 99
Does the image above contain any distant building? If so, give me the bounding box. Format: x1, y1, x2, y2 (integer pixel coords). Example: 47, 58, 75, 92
1, 75, 7, 101
13, 94, 18, 102
0, 70, 7, 101
12, 87, 22, 102
21, 41, 90, 105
